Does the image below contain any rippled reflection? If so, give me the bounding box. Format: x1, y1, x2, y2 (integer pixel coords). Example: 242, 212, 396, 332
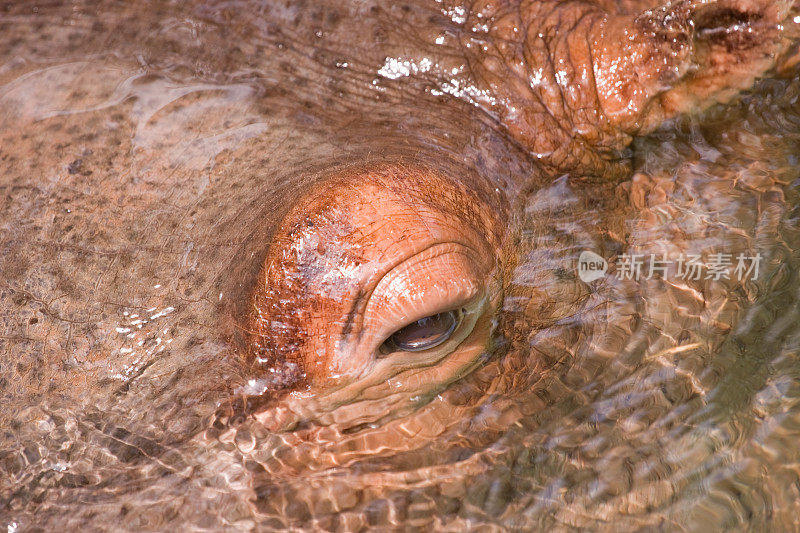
2, 1, 800, 531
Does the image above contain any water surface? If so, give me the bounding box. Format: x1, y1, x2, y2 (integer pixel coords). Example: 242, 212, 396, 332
2, 1, 800, 530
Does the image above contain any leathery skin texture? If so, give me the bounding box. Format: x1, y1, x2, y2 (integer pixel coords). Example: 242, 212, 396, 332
3, 0, 800, 530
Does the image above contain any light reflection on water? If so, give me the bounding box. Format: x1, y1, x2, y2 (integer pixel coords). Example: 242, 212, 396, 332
1, 2, 800, 531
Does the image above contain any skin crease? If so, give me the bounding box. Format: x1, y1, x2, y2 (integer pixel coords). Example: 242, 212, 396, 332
461, 0, 795, 177
249, 165, 504, 380
242, 163, 508, 431
241, 0, 797, 425
1, 0, 800, 530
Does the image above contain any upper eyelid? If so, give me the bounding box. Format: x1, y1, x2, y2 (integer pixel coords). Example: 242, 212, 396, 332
354, 242, 482, 340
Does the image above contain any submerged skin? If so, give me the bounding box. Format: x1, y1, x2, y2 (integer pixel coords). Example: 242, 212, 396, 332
243, 0, 796, 418
2, 0, 800, 530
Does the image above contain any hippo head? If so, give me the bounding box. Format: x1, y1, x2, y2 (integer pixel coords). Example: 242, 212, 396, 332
222, 0, 799, 433
5, 0, 800, 530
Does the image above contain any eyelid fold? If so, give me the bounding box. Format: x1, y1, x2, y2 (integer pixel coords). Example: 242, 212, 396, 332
327, 242, 484, 375
246, 163, 507, 390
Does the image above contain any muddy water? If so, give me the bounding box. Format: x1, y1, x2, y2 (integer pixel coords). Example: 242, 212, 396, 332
2, 1, 800, 531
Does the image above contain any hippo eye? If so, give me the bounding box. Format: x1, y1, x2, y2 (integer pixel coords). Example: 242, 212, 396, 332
380, 309, 463, 354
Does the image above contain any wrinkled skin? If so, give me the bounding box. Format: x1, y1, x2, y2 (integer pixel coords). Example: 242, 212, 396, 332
2, 0, 800, 530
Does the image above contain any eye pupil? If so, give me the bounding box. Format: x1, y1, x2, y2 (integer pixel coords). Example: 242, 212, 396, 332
381, 309, 461, 353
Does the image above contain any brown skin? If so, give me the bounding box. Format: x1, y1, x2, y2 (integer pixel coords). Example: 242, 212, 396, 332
461, 0, 794, 177
245, 0, 797, 404
250, 164, 506, 383
1, 0, 799, 529
237, 163, 509, 433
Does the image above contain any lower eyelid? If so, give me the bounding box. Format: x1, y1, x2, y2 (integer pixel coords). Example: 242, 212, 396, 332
370, 296, 489, 374
330, 243, 491, 375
